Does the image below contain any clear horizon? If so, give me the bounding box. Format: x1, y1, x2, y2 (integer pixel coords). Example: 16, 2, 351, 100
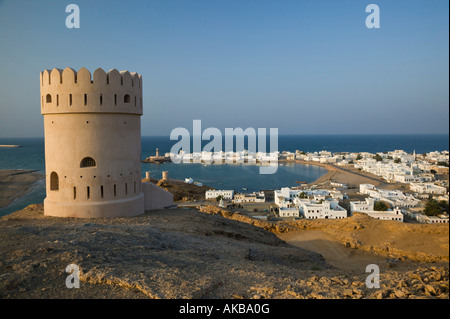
1, 133, 450, 139
0, 0, 449, 138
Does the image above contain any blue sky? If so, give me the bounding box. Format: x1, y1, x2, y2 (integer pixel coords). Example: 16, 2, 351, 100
0, 0, 448, 137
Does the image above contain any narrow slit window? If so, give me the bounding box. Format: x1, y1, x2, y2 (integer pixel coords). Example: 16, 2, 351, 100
114, 94, 117, 105
87, 186, 90, 199
84, 94, 87, 105
99, 94, 103, 105
125, 183, 128, 195
69, 94, 72, 106
134, 181, 136, 193
114, 184, 117, 197
56, 95, 59, 106
134, 96, 137, 107
73, 187, 76, 200
101, 185, 104, 198
140, 97, 142, 108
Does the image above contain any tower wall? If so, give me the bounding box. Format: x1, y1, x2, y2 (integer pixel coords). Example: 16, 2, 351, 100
40, 67, 144, 218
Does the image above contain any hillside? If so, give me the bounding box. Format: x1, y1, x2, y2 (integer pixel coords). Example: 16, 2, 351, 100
198, 205, 449, 263
0, 204, 448, 299
143, 177, 212, 202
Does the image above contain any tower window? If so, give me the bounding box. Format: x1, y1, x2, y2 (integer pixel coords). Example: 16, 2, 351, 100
73, 187, 76, 200
114, 94, 117, 105
56, 95, 59, 106
50, 172, 59, 191
87, 186, 90, 199
80, 157, 96, 168
114, 184, 117, 197
124, 94, 131, 103
125, 183, 128, 195
101, 185, 104, 198
84, 94, 87, 105
46, 94, 52, 103
100, 94, 103, 105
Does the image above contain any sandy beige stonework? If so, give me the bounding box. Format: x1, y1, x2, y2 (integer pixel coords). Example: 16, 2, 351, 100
40, 67, 172, 218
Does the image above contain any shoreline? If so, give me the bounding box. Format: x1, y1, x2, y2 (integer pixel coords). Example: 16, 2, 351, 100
0, 159, 389, 211
290, 159, 387, 188
0, 169, 45, 209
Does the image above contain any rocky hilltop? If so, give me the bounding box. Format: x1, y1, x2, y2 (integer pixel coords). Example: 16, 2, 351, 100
199, 205, 449, 263
142, 177, 212, 202
0, 204, 448, 299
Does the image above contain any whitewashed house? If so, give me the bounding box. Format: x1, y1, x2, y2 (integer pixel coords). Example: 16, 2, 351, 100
233, 192, 266, 203
410, 183, 447, 195
297, 198, 347, 220
278, 207, 299, 218
350, 198, 404, 222
205, 190, 235, 200
274, 187, 302, 208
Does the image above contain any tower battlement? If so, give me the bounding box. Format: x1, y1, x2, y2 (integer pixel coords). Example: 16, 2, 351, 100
41, 66, 145, 218
40, 67, 142, 115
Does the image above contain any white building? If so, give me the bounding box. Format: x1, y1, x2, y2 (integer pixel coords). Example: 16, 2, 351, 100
360, 184, 376, 194
350, 197, 376, 213
274, 187, 302, 208
359, 184, 420, 208
410, 183, 447, 195
416, 214, 449, 224
394, 173, 420, 183
205, 190, 234, 200
350, 198, 404, 222
297, 198, 347, 220
278, 207, 299, 218
233, 192, 266, 203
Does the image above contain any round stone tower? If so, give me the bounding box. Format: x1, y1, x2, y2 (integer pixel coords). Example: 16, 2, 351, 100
40, 67, 144, 218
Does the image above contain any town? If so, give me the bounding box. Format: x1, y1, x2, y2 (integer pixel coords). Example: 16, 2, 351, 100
197, 149, 449, 224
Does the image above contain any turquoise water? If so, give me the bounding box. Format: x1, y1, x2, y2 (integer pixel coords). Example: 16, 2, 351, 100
0, 135, 448, 216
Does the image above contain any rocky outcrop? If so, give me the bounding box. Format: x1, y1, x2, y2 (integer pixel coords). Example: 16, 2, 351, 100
0, 204, 448, 299
199, 205, 449, 263
0, 204, 327, 299
143, 178, 213, 202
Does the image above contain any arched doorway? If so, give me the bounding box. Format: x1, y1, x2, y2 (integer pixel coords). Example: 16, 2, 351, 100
50, 172, 59, 191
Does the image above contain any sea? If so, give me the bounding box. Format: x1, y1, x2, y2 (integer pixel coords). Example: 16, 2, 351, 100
0, 134, 448, 216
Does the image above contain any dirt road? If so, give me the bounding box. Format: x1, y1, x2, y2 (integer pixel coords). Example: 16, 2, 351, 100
279, 231, 387, 271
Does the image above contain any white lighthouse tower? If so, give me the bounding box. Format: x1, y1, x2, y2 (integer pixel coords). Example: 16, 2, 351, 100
40, 67, 146, 218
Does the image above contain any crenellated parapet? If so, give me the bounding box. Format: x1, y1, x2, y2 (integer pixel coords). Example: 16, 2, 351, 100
40, 67, 143, 115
